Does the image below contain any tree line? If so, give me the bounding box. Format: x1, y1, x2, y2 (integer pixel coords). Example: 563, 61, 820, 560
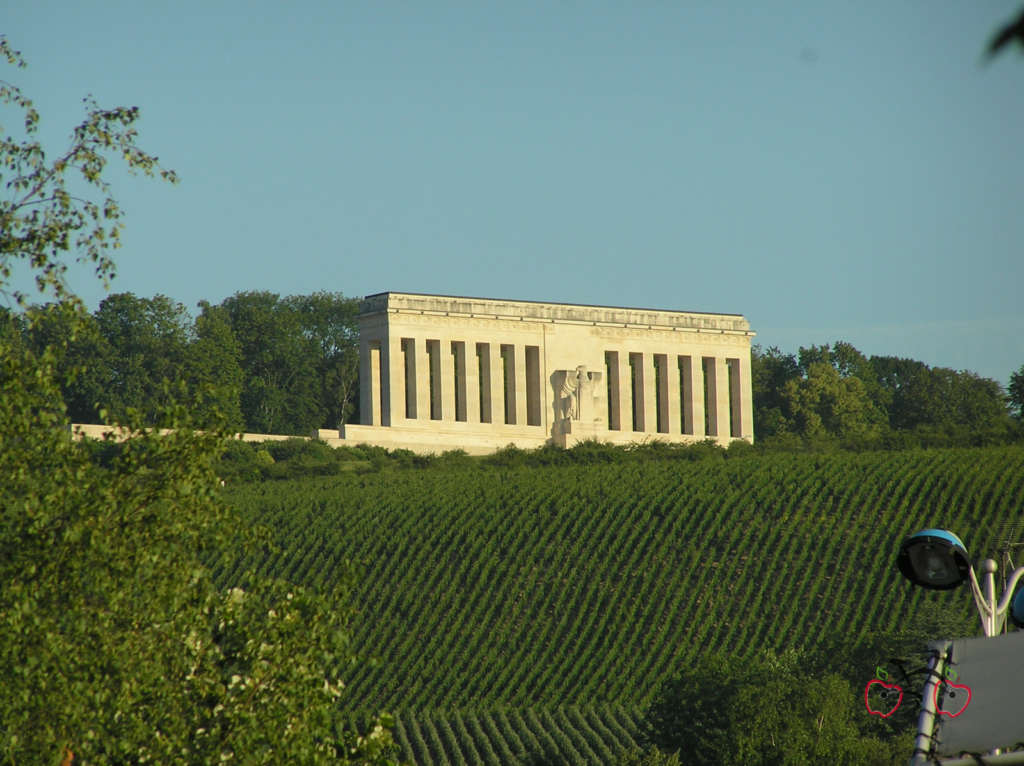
2, 290, 362, 435
4, 295, 1023, 444
752, 341, 1024, 448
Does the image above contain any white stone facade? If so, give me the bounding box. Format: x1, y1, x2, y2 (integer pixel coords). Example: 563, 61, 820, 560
323, 292, 755, 455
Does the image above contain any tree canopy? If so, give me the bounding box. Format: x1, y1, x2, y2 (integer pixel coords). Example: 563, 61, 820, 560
751, 342, 1018, 447
219, 290, 360, 434
10, 288, 362, 435
642, 650, 905, 766
1009, 363, 1024, 420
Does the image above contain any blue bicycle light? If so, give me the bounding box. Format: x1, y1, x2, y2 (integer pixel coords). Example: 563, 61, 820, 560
897, 529, 971, 590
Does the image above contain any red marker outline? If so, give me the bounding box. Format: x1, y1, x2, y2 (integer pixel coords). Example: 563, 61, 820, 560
864, 679, 903, 718
933, 679, 972, 718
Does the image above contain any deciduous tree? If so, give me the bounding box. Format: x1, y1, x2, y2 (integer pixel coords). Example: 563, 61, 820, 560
219, 291, 321, 434
188, 300, 245, 430
799, 341, 891, 417
750, 345, 800, 438
1010, 363, 1024, 419
871, 355, 1011, 438
92, 292, 192, 421
219, 290, 359, 434
779, 361, 887, 442
644, 651, 903, 765
285, 290, 361, 427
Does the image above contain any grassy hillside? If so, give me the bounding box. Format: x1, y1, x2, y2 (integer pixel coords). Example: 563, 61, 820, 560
218, 446, 1024, 763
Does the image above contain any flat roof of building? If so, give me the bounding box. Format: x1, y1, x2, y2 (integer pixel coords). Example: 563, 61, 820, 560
361, 291, 745, 319
360, 291, 753, 335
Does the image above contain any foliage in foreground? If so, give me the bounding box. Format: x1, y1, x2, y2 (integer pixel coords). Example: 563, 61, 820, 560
0, 38, 397, 764
1, 333, 400, 764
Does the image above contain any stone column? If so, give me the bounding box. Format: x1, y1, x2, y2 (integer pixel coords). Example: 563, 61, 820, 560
415, 339, 430, 421
703, 357, 717, 436
654, 354, 668, 433
641, 354, 657, 433
715, 357, 731, 439
497, 345, 513, 424
383, 335, 404, 426
439, 338, 455, 422
402, 338, 418, 419
629, 353, 645, 431
730, 355, 754, 441
368, 343, 382, 426
514, 346, 528, 427
704, 356, 730, 438
465, 341, 481, 423
452, 341, 467, 422
427, 340, 442, 420
525, 345, 541, 427
741, 354, 754, 442
680, 355, 704, 437
489, 344, 505, 424
617, 352, 633, 431
604, 352, 619, 430
477, 343, 495, 423
498, 345, 517, 425
664, 354, 681, 435
359, 338, 372, 425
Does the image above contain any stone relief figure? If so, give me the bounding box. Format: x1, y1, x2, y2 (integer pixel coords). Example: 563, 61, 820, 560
556, 369, 580, 420
555, 365, 603, 423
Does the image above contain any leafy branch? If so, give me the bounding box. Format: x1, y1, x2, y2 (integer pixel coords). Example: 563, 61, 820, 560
0, 37, 177, 308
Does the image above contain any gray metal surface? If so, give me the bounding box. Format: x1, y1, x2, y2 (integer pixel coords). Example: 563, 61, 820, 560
933, 630, 1024, 756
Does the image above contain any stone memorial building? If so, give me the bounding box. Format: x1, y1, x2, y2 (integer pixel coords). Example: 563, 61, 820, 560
318, 292, 755, 454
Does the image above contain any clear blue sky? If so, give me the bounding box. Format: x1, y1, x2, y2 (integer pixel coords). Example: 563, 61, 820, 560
6, 1, 1023, 384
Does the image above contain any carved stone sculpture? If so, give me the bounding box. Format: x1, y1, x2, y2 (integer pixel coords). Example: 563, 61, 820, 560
555, 365, 603, 423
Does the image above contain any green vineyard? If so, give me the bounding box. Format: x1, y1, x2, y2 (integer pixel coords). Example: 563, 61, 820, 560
219, 446, 1024, 764
388, 705, 643, 765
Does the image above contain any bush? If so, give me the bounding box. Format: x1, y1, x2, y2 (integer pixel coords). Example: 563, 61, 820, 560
482, 444, 528, 468
74, 434, 124, 468
725, 438, 755, 458
435, 448, 473, 468
678, 439, 727, 462
264, 437, 333, 463
566, 439, 622, 464
644, 650, 905, 766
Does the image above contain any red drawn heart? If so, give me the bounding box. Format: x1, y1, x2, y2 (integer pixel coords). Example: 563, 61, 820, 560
864, 680, 903, 718
934, 679, 971, 718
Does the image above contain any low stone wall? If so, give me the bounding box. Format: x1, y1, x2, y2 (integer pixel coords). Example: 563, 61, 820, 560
69, 424, 311, 444
325, 423, 549, 456
70, 423, 736, 455
321, 424, 733, 455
